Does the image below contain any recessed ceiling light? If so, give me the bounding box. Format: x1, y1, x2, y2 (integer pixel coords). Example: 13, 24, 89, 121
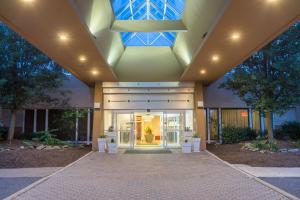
91, 70, 99, 75
200, 69, 206, 75
79, 56, 87, 62
22, 0, 34, 2
212, 55, 220, 62
58, 33, 69, 41
231, 33, 241, 41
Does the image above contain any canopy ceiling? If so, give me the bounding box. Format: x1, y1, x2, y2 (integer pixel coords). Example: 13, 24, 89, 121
0, 0, 299, 85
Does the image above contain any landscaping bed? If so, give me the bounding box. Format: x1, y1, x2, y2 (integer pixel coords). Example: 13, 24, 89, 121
0, 140, 91, 168
207, 141, 300, 167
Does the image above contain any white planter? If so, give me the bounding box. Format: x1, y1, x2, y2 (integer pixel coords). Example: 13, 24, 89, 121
98, 138, 106, 153
182, 142, 192, 153
193, 138, 201, 152
108, 143, 118, 154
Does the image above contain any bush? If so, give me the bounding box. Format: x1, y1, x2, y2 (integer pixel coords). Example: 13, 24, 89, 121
274, 121, 300, 140
0, 122, 8, 141
32, 129, 63, 145
251, 139, 278, 152
222, 126, 256, 144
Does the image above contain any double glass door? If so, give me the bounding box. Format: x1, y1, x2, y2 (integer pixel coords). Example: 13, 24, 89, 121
114, 111, 186, 148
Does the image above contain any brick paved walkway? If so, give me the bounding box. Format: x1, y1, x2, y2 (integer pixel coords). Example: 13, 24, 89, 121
11, 151, 289, 200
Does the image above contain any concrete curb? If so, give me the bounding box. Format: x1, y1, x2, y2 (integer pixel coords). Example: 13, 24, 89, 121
206, 150, 300, 200
4, 151, 93, 200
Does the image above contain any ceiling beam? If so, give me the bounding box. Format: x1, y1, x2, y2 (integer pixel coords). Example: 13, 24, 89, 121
111, 20, 187, 32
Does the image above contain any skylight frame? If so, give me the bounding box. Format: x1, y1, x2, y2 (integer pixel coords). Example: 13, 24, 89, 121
111, 0, 185, 46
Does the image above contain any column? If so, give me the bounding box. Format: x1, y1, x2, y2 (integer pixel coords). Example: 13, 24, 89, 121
194, 82, 206, 150
260, 111, 265, 135
45, 109, 49, 131
218, 108, 222, 144
248, 108, 253, 129
87, 109, 91, 145
75, 109, 79, 144
33, 109, 37, 133
92, 82, 104, 151
22, 110, 25, 133
207, 108, 211, 144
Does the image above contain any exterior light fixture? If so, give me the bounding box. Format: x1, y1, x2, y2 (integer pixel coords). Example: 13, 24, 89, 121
200, 69, 206, 75
91, 70, 99, 75
22, 0, 34, 2
212, 55, 220, 62
79, 55, 87, 62
58, 33, 69, 42
231, 32, 241, 41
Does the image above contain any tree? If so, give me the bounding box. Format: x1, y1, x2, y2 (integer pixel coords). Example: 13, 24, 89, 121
220, 22, 300, 139
0, 23, 70, 141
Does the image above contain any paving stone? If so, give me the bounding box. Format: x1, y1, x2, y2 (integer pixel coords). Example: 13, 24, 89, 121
14, 151, 289, 200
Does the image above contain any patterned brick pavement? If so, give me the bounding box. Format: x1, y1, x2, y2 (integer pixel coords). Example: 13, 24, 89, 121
12, 150, 289, 200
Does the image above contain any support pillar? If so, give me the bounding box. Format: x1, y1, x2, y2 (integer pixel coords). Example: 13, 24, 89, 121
87, 109, 91, 145
218, 108, 222, 144
194, 82, 206, 150
45, 109, 49, 131
22, 110, 25, 133
75, 109, 79, 144
207, 108, 211, 144
249, 108, 253, 129
92, 82, 104, 151
260, 111, 265, 134
33, 109, 37, 133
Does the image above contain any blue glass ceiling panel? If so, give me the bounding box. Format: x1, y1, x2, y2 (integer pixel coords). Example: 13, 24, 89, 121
111, 0, 185, 46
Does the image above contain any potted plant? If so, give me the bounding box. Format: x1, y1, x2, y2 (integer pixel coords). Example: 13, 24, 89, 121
108, 126, 114, 132
182, 139, 192, 153
144, 126, 154, 144
192, 134, 201, 152
98, 135, 106, 153
108, 138, 117, 154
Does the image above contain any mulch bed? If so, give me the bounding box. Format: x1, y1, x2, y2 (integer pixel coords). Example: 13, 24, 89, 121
0, 140, 91, 168
207, 141, 300, 167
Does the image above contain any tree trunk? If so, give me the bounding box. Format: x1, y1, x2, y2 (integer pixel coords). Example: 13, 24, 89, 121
8, 110, 16, 142
265, 111, 274, 140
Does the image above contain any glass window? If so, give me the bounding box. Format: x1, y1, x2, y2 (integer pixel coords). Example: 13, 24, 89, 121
111, 0, 186, 46
222, 109, 249, 128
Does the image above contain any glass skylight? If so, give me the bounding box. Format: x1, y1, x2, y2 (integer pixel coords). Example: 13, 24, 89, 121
111, 0, 185, 46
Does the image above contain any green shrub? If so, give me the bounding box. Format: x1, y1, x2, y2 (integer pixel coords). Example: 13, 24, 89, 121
32, 129, 63, 145
222, 126, 256, 144
251, 139, 278, 152
0, 123, 8, 141
274, 121, 300, 140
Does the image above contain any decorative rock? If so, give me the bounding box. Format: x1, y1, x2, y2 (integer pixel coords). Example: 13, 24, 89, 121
288, 148, 299, 153
36, 145, 46, 150
20, 146, 25, 149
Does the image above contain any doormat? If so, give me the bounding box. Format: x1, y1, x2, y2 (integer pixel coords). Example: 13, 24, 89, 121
124, 149, 172, 154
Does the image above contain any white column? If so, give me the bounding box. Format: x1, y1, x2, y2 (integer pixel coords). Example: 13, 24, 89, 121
33, 109, 37, 133
207, 108, 211, 144
45, 109, 49, 131
249, 108, 253, 129
75, 109, 79, 143
22, 110, 25, 133
218, 108, 222, 144
260, 111, 265, 134
87, 109, 91, 145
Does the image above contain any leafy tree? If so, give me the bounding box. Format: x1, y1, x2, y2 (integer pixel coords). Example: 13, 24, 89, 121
220, 22, 300, 139
0, 23, 70, 141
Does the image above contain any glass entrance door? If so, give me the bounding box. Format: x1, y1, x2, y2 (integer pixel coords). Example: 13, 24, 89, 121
164, 112, 184, 147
